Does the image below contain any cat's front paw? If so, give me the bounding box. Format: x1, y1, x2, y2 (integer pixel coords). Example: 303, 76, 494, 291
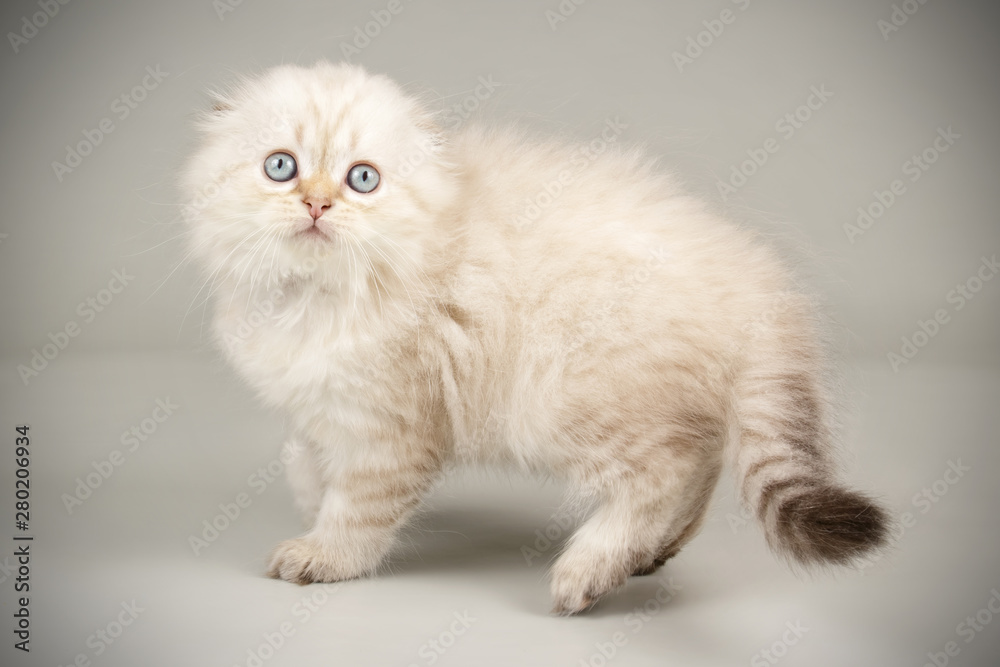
266, 536, 371, 585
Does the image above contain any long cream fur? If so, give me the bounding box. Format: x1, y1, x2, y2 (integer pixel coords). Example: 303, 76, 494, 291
183, 62, 888, 615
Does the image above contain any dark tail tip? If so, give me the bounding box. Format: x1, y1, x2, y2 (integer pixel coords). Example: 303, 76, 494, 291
775, 485, 890, 566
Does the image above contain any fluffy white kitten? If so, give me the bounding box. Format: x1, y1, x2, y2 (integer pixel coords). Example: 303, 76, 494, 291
183, 62, 888, 615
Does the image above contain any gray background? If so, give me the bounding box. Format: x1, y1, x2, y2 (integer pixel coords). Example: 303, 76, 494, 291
1, 1, 998, 666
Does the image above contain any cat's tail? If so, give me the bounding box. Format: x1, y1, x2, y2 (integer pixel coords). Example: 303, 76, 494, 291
732, 337, 890, 567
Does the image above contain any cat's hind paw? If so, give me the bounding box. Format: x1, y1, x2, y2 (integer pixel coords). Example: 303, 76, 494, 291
549, 548, 629, 615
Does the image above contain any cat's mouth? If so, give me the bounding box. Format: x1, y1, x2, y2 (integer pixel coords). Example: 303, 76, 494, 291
296, 221, 333, 241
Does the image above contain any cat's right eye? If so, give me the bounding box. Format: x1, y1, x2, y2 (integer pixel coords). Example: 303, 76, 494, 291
263, 152, 297, 182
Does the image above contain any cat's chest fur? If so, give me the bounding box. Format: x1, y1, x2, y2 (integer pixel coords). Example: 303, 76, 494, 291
214, 284, 422, 434
211, 275, 522, 462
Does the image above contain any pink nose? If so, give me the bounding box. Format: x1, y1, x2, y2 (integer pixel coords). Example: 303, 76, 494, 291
303, 196, 331, 220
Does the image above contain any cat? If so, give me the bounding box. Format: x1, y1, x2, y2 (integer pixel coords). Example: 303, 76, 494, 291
182, 61, 889, 615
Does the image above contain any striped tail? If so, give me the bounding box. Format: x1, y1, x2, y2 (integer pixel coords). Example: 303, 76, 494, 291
734, 367, 889, 565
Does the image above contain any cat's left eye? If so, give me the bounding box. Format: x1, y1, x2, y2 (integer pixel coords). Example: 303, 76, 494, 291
263, 152, 297, 182
346, 164, 380, 193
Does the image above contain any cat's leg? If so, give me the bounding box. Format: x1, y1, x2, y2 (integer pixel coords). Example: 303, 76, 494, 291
549, 449, 721, 615
282, 436, 324, 527
628, 510, 706, 576
267, 431, 441, 584
629, 463, 721, 576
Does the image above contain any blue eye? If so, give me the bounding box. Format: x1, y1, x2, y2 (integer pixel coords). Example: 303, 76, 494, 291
263, 152, 297, 182
346, 163, 380, 193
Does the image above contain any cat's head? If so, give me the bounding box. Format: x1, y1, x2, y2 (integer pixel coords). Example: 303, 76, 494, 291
183, 62, 451, 294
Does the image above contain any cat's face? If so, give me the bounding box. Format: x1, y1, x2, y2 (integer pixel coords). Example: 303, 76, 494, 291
184, 62, 449, 291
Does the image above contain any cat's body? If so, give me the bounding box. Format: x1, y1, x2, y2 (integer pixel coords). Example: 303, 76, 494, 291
184, 62, 888, 614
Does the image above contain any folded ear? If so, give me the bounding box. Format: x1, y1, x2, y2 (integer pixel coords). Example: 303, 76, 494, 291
195, 90, 237, 133
417, 114, 446, 152
209, 92, 235, 115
